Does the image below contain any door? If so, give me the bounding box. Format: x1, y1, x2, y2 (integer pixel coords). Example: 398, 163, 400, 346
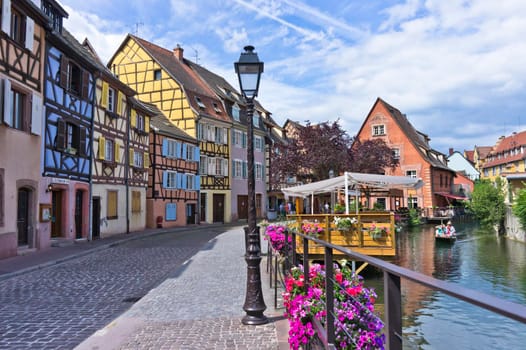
51, 190, 62, 237
256, 194, 262, 218
186, 204, 196, 225
17, 188, 30, 245
237, 195, 248, 220
75, 190, 83, 239
92, 197, 101, 239
213, 194, 224, 223
200, 193, 206, 222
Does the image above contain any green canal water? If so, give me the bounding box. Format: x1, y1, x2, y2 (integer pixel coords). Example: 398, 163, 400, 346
369, 222, 526, 349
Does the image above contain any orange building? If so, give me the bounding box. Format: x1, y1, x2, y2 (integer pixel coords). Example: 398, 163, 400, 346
355, 98, 456, 214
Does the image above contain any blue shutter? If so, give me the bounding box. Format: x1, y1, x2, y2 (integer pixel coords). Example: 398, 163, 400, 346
195, 175, 200, 190
181, 174, 187, 189
194, 146, 200, 161
163, 171, 168, 188
175, 172, 181, 189
182, 143, 187, 160
175, 142, 181, 158
166, 203, 177, 221
162, 139, 168, 156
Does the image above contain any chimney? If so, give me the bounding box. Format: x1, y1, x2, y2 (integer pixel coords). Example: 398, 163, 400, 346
173, 44, 183, 60
449, 148, 454, 155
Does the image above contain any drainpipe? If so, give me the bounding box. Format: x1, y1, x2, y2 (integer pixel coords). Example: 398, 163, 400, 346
125, 101, 130, 234
88, 73, 97, 241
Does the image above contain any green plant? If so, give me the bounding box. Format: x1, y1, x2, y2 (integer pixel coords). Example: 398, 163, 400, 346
512, 183, 526, 230
333, 216, 357, 231
467, 179, 506, 227
334, 203, 345, 214
408, 208, 421, 227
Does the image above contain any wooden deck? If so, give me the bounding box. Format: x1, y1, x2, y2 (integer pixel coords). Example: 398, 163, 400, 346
287, 212, 396, 257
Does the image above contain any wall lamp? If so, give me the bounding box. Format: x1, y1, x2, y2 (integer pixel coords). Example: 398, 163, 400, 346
46, 184, 53, 193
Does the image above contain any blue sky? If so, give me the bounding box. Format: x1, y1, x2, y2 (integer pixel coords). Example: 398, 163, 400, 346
59, 0, 526, 155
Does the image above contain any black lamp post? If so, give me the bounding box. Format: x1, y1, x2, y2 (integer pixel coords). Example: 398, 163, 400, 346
235, 45, 268, 325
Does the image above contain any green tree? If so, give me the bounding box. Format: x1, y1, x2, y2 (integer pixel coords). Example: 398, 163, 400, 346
512, 183, 526, 230
467, 179, 506, 227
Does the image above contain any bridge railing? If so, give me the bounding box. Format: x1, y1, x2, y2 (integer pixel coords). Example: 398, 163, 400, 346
279, 229, 526, 350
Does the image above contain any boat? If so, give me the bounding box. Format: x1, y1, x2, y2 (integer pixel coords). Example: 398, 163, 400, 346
435, 234, 457, 244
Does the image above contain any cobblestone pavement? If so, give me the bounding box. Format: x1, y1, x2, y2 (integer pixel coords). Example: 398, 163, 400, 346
76, 227, 289, 350
0, 227, 227, 350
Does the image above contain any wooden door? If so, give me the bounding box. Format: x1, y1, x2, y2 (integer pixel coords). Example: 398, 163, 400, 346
92, 197, 101, 239
256, 194, 262, 218
213, 194, 224, 223
237, 195, 248, 220
17, 188, 30, 245
51, 191, 62, 237
75, 190, 83, 239
200, 193, 206, 222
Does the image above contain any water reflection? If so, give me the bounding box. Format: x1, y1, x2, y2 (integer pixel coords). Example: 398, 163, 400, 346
368, 222, 526, 349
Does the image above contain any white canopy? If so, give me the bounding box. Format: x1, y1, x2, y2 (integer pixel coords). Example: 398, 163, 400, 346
281, 171, 424, 214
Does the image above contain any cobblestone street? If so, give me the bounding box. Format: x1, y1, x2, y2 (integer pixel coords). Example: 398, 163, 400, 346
0, 228, 225, 350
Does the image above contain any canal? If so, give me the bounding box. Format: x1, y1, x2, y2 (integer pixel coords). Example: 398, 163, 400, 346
371, 222, 526, 349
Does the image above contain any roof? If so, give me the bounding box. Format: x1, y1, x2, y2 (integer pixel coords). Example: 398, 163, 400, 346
126, 35, 230, 123
281, 172, 424, 199
475, 146, 493, 160
375, 98, 452, 172
483, 131, 526, 167
147, 106, 197, 144
464, 150, 475, 163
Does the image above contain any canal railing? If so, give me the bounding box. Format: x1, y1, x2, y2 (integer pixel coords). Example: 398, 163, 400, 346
276, 229, 526, 350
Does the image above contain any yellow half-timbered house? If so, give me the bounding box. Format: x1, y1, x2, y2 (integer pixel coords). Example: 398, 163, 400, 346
109, 35, 230, 223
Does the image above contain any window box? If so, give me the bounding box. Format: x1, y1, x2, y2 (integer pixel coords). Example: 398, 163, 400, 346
64, 147, 77, 155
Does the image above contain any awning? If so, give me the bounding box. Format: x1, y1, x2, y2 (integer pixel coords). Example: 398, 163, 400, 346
435, 192, 467, 200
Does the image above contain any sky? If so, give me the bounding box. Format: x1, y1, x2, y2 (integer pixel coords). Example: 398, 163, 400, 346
57, 0, 526, 155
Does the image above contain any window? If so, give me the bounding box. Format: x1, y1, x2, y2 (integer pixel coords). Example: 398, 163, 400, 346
60, 56, 89, 98
55, 120, 87, 156
255, 136, 263, 152
107, 87, 116, 112
163, 139, 180, 158
253, 111, 260, 127
408, 197, 418, 209
133, 151, 143, 168
232, 104, 240, 121
136, 114, 145, 131
42, 1, 63, 33
186, 144, 196, 161
197, 123, 204, 140
200, 156, 207, 174
372, 124, 385, 136
107, 190, 118, 219
213, 102, 221, 113
406, 170, 417, 178
10, 6, 25, 45
215, 127, 227, 144
186, 174, 196, 190
376, 198, 386, 210
233, 130, 242, 148
132, 191, 141, 213
165, 203, 177, 221
233, 159, 242, 178
11, 87, 27, 131
154, 69, 162, 80
255, 163, 263, 180
195, 97, 205, 109
392, 148, 400, 159
163, 171, 177, 189
215, 158, 228, 176
104, 139, 114, 162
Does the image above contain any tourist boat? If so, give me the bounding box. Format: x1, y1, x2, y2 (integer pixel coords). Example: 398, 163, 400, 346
435, 228, 457, 244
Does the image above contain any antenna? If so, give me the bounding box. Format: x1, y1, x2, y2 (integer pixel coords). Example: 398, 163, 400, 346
134, 22, 144, 36
194, 49, 199, 64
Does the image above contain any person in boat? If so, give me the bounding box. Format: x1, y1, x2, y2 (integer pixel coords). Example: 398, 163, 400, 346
435, 224, 446, 237
445, 221, 456, 237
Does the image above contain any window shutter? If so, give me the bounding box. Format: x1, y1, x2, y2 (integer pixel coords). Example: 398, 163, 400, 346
175, 172, 182, 189
78, 127, 87, 156
1, 0, 11, 34
222, 159, 228, 176
129, 149, 134, 165
162, 139, 168, 156
175, 142, 181, 158
162, 171, 168, 188
101, 81, 108, 108
114, 142, 120, 162
144, 116, 150, 133
130, 108, 136, 128
30, 92, 42, 135
242, 132, 247, 148
181, 174, 187, 189
222, 128, 228, 144
195, 175, 200, 191
98, 136, 105, 159
25, 18, 34, 51
117, 91, 123, 115
56, 119, 66, 150
194, 146, 200, 161
2, 79, 12, 126
81, 71, 90, 100
208, 158, 215, 175
59, 55, 68, 89
144, 152, 149, 168
182, 143, 187, 160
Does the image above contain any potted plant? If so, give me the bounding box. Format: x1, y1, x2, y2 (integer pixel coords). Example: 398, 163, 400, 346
333, 216, 357, 233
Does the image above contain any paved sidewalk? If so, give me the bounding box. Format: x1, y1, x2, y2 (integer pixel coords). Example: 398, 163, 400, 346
1, 225, 290, 349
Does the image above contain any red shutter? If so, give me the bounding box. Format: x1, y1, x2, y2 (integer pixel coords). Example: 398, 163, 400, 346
81, 70, 90, 100
59, 55, 68, 89
56, 119, 66, 150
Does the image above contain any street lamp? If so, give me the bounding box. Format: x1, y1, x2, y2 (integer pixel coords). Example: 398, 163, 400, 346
235, 45, 267, 325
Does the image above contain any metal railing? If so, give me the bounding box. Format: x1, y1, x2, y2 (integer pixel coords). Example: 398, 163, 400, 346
276, 229, 526, 350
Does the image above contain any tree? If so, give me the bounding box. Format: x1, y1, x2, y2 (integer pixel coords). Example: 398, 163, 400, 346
349, 138, 399, 174
466, 179, 506, 228
512, 183, 526, 230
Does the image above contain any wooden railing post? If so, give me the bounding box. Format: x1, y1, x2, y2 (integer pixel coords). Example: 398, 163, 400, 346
384, 271, 402, 350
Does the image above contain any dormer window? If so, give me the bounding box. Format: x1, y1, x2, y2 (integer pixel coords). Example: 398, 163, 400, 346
213, 102, 221, 114
232, 104, 240, 121
372, 124, 385, 136
195, 97, 205, 110
42, 0, 65, 33
253, 111, 260, 127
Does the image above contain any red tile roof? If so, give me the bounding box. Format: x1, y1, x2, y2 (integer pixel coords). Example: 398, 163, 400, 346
483, 131, 526, 167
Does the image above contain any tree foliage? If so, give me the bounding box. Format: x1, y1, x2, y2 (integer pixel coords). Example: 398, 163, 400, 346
466, 179, 506, 227
272, 120, 399, 183
512, 183, 526, 230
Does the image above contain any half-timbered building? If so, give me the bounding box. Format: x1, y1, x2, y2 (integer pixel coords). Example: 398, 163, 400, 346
0, 0, 49, 259
109, 36, 231, 223
41, 1, 97, 244
148, 106, 199, 228
187, 62, 269, 221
